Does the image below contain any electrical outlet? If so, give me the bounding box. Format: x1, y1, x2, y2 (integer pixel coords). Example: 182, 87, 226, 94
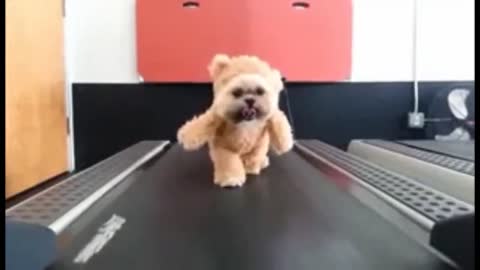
408, 112, 425, 128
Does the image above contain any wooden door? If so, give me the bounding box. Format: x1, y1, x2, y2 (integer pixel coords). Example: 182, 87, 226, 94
6, 0, 68, 198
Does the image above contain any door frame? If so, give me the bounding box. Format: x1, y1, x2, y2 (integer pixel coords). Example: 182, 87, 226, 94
63, 1, 75, 172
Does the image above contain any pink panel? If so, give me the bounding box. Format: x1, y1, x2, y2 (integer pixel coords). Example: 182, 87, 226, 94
247, 0, 352, 81
136, 0, 249, 82
137, 0, 352, 82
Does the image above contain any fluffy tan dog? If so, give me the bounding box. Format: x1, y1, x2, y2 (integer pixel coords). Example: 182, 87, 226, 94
177, 54, 294, 187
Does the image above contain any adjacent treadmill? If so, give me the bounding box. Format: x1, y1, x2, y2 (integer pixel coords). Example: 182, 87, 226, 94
348, 140, 474, 204
5, 140, 474, 270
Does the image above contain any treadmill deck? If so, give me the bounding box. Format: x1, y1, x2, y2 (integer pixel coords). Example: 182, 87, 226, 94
48, 144, 456, 270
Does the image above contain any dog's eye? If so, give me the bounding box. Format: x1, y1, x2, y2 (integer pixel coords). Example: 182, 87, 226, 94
255, 87, 265, 96
232, 88, 243, 98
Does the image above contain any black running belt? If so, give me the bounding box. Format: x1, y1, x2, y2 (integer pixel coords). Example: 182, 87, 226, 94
398, 140, 474, 162
49, 145, 453, 270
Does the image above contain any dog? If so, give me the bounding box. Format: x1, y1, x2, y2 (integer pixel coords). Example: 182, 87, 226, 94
177, 54, 294, 187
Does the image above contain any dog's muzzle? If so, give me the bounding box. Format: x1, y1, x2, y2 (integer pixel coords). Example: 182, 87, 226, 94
241, 107, 257, 121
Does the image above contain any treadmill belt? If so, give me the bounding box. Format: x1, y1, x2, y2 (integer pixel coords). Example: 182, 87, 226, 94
399, 140, 474, 162
50, 145, 454, 270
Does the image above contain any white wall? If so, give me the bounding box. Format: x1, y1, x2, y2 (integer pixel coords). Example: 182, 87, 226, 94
64, 0, 140, 170
65, 0, 138, 83
351, 0, 474, 81
64, 0, 474, 82
351, 0, 415, 81
416, 0, 474, 81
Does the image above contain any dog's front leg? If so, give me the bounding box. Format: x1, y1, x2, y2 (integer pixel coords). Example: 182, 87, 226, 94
177, 110, 218, 151
242, 132, 270, 175
209, 146, 246, 188
268, 110, 294, 155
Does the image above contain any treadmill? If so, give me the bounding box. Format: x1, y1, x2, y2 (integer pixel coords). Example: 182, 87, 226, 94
5, 140, 474, 270
348, 140, 474, 204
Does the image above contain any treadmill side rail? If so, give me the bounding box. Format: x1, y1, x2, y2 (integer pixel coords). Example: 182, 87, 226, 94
6, 141, 170, 234
347, 139, 474, 204
297, 140, 474, 224
297, 140, 474, 269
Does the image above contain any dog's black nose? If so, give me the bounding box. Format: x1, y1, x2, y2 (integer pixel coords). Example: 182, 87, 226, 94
245, 98, 255, 107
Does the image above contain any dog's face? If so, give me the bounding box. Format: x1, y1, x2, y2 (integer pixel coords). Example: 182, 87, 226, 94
208, 54, 284, 124
214, 73, 275, 123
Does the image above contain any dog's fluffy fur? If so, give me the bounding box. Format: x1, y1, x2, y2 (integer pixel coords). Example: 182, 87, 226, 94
177, 54, 294, 187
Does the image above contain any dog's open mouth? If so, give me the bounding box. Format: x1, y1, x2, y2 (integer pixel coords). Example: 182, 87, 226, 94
231, 107, 262, 122
241, 107, 257, 121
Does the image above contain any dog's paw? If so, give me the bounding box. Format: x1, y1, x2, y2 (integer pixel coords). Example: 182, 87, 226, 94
261, 156, 270, 169
177, 129, 203, 151
245, 161, 268, 175
244, 157, 269, 175
272, 140, 294, 155
214, 175, 246, 188
179, 137, 204, 151
245, 166, 261, 175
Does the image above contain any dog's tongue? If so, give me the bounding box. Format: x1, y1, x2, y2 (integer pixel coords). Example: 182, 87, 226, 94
241, 107, 256, 120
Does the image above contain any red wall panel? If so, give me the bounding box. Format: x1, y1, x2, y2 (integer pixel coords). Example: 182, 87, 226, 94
247, 0, 352, 81
136, 0, 249, 82
137, 0, 352, 82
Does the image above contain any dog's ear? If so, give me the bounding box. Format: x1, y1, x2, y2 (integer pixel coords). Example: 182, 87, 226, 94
208, 54, 231, 78
270, 69, 284, 92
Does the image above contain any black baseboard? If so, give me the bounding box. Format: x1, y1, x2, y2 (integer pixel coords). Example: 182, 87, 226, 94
72, 81, 474, 170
